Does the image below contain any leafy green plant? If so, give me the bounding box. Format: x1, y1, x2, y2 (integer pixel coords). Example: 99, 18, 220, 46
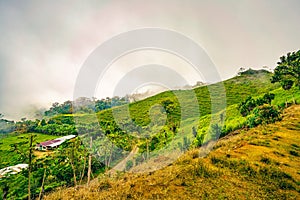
125, 160, 134, 171
239, 93, 275, 117
247, 105, 281, 128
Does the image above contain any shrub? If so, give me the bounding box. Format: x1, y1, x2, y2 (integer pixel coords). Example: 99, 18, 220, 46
125, 160, 134, 171
192, 133, 205, 147
260, 157, 271, 164
239, 96, 257, 116
239, 93, 275, 117
247, 105, 281, 128
289, 150, 299, 157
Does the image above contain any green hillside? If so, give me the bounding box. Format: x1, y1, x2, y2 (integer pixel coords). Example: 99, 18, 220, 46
44, 68, 299, 199
1, 68, 300, 199
45, 105, 300, 200
96, 69, 278, 126
77, 70, 298, 161
71, 69, 299, 170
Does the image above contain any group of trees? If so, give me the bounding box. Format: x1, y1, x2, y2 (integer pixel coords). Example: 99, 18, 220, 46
238, 93, 281, 128
0, 135, 104, 200
271, 50, 300, 105
237, 68, 271, 76
237, 50, 300, 127
191, 50, 299, 148
44, 96, 129, 116
12, 116, 77, 136
192, 121, 223, 149
246, 105, 281, 128
236, 50, 300, 128
239, 93, 275, 117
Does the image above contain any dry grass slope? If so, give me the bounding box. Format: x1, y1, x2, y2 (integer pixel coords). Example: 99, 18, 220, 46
45, 105, 300, 200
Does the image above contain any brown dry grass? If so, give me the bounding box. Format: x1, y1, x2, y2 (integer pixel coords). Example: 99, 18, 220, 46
44, 105, 300, 200
33, 150, 53, 159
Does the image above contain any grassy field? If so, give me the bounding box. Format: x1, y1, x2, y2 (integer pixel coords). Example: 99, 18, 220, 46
69, 70, 282, 155
70, 70, 296, 135
45, 105, 300, 200
94, 70, 278, 127
59, 70, 273, 127
0, 133, 57, 169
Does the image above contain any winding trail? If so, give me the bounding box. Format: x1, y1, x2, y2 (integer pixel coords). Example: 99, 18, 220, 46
111, 146, 139, 172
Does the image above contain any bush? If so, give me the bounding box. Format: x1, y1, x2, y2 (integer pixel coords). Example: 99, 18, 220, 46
247, 105, 281, 128
239, 93, 275, 117
289, 150, 299, 157
192, 132, 205, 147
125, 160, 134, 171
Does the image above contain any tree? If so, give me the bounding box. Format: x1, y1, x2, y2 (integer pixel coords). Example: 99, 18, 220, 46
271, 50, 300, 90
192, 126, 198, 137
193, 132, 205, 147
182, 136, 190, 152
66, 138, 80, 186
210, 124, 222, 140
40, 119, 47, 126
38, 167, 47, 200
239, 96, 257, 116
239, 93, 275, 117
125, 160, 133, 171
144, 133, 150, 160
247, 105, 281, 128
1, 181, 9, 200
9, 134, 36, 200
27, 134, 35, 200
161, 99, 175, 114
237, 67, 246, 75
87, 137, 92, 186
262, 93, 275, 105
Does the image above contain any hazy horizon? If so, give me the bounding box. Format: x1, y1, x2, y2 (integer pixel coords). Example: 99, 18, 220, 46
1, 0, 300, 120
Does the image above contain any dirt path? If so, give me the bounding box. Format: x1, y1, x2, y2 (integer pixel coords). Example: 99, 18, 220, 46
111, 146, 139, 172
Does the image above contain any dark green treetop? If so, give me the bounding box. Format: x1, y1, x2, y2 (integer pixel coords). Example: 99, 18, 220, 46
271, 50, 300, 90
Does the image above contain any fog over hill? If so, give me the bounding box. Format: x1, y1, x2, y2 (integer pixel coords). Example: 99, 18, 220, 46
1, 0, 300, 120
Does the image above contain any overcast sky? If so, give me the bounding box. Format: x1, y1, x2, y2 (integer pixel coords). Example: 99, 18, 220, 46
0, 0, 300, 120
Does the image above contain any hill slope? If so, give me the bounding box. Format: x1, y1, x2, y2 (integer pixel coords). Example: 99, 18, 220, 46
45, 105, 300, 200
2, 70, 299, 199
83, 70, 298, 170
74, 70, 284, 153
95, 70, 278, 126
